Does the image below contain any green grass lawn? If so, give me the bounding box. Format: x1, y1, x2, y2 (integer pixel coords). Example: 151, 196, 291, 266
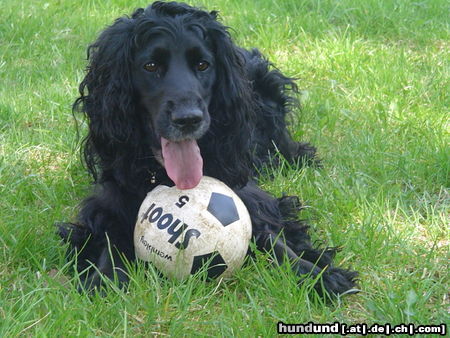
1, 0, 448, 335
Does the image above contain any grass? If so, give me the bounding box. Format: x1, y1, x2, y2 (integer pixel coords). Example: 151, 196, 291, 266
1, 0, 448, 335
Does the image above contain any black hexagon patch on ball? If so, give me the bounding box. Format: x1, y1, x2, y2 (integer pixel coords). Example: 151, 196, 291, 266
207, 192, 239, 226
190, 252, 228, 278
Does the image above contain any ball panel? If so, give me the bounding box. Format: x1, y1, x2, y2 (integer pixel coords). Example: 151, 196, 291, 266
207, 192, 240, 227
190, 251, 228, 278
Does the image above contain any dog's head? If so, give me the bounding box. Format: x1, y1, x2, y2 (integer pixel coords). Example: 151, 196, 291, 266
77, 2, 255, 189
131, 5, 217, 189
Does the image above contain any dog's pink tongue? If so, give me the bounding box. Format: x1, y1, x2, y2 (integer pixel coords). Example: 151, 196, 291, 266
161, 137, 203, 190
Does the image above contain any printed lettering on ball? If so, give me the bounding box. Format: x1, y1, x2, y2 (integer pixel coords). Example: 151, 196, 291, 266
134, 176, 252, 279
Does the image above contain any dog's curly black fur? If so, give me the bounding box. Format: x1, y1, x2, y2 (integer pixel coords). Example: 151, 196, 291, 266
58, 1, 357, 296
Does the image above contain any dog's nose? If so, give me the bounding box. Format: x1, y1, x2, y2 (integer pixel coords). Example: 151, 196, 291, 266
171, 110, 203, 128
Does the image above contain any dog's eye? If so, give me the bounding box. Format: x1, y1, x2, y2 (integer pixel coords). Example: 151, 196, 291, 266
144, 62, 159, 72
196, 61, 209, 71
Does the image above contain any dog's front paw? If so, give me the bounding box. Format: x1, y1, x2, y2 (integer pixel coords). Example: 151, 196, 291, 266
315, 267, 359, 297
56, 222, 90, 246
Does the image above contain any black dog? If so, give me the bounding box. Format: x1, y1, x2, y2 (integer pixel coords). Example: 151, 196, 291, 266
58, 1, 357, 296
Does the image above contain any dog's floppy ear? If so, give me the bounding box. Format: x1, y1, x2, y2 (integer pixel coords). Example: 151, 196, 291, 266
200, 23, 256, 188
75, 17, 138, 181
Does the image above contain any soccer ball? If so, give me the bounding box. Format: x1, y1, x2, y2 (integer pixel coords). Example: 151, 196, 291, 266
134, 176, 252, 279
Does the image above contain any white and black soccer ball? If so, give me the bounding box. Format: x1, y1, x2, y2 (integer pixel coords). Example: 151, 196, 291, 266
134, 176, 252, 280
